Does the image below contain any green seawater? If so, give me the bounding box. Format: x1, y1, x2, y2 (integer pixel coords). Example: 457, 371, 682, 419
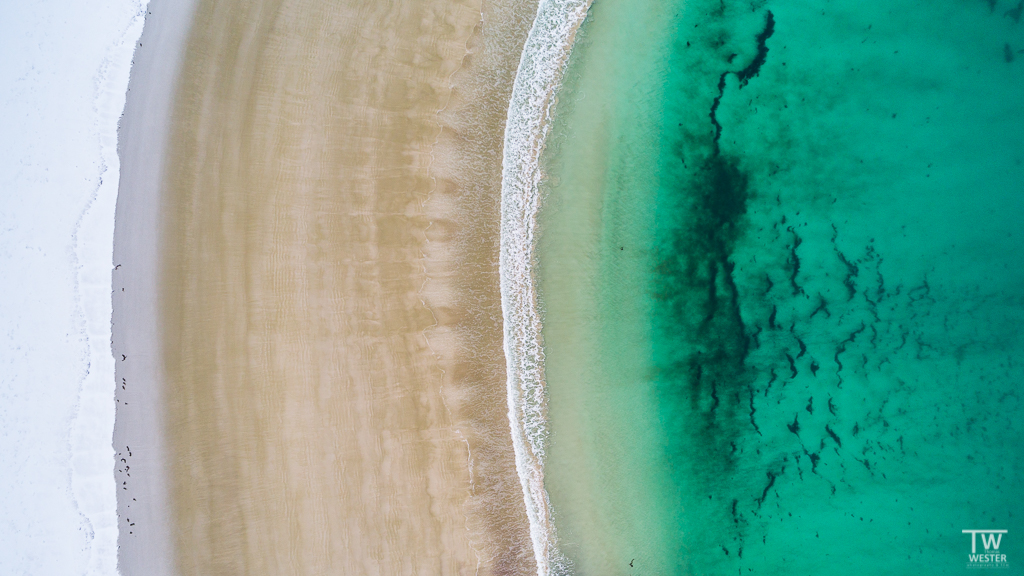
536, 0, 1024, 574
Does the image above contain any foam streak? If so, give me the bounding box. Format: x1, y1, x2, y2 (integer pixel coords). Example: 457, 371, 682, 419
499, 0, 591, 574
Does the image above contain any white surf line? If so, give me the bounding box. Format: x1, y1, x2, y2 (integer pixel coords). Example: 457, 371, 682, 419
499, 0, 592, 574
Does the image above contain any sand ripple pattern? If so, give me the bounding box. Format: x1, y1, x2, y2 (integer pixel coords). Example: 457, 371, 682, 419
162, 0, 487, 574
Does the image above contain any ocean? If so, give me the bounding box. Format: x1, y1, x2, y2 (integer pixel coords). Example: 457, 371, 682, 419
501, 0, 1024, 573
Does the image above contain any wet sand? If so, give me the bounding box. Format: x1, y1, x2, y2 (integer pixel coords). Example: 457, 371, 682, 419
159, 0, 535, 573
425, 0, 540, 572
113, 0, 199, 574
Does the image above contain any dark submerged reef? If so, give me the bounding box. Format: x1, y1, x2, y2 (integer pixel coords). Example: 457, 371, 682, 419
645, 1, 1024, 571
651, 6, 775, 564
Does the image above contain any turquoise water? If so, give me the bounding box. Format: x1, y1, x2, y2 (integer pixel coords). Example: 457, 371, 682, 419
537, 0, 1024, 573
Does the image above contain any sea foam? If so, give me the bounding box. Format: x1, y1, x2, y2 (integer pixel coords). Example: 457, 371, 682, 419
499, 0, 591, 574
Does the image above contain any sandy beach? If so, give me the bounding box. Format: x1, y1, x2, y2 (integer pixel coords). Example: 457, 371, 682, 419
424, 0, 540, 572
109, 0, 541, 573
113, 0, 198, 574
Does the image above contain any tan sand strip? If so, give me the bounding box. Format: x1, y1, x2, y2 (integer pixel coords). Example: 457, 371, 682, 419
424, 0, 540, 572
160, 0, 535, 574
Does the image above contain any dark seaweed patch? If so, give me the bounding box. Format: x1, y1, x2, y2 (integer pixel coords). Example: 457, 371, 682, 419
834, 323, 867, 386
1006, 0, 1023, 23
785, 353, 797, 379
735, 11, 776, 87
825, 424, 843, 448
749, 386, 761, 435
710, 72, 729, 145
653, 153, 751, 436
764, 367, 777, 397
810, 293, 830, 319
805, 449, 821, 474
787, 229, 804, 295
756, 469, 780, 507
788, 413, 800, 435
709, 11, 775, 148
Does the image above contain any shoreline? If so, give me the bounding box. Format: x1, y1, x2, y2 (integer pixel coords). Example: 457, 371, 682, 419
497, 0, 593, 572
426, 0, 542, 572
113, 0, 557, 572
112, 0, 198, 574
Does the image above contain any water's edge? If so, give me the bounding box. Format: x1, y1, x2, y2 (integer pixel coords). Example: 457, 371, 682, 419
112, 0, 198, 573
498, 0, 592, 574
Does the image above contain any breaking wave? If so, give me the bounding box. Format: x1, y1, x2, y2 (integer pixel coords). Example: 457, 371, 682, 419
498, 0, 591, 574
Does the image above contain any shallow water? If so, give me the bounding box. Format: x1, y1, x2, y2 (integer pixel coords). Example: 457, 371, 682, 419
537, 0, 1024, 573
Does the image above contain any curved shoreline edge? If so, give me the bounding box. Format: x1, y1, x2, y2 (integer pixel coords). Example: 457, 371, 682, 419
112, 0, 198, 573
499, 0, 592, 574
73, 1, 150, 574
